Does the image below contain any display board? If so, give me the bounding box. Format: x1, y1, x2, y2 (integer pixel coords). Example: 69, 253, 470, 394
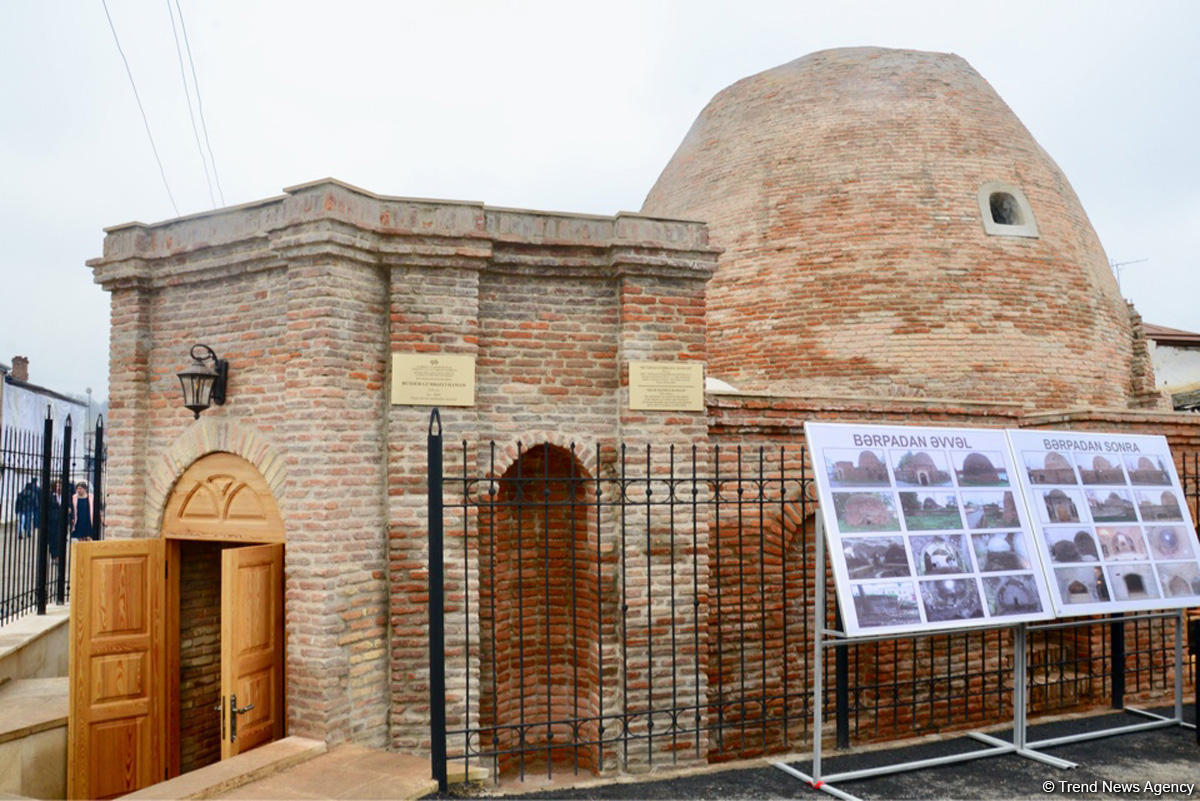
805, 422, 1055, 636
1007, 429, 1200, 616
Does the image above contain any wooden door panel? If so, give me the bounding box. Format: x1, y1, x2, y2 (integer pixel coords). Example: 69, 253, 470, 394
221, 543, 284, 758
162, 453, 284, 543
69, 539, 165, 800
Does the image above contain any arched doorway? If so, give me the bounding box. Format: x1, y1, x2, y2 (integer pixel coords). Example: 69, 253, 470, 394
67, 452, 286, 798
162, 452, 285, 773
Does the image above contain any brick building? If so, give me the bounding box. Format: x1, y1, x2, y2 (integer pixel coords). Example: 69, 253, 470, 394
78, 47, 1198, 792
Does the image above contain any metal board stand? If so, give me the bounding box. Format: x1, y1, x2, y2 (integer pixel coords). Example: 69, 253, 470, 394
1020, 609, 1195, 757
772, 519, 1074, 801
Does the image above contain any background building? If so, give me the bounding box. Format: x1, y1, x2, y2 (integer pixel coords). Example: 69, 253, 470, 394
1145, 324, 1200, 410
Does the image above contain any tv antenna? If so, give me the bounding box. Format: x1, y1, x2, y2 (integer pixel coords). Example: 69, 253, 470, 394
1109, 257, 1147, 291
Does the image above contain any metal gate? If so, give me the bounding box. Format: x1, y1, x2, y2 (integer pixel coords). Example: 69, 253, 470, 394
0, 411, 105, 625
426, 417, 1197, 787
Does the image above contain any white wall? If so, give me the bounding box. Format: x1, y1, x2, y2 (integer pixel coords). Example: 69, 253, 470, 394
1149, 341, 1200, 393
1, 380, 88, 452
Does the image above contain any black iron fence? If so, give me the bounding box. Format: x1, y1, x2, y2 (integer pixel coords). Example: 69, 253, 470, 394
427, 427, 1198, 787
0, 412, 105, 626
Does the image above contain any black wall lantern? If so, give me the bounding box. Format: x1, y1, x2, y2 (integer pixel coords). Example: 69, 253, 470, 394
177, 344, 229, 419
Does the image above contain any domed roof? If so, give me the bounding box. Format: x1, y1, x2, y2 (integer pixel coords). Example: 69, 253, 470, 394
642, 47, 1146, 409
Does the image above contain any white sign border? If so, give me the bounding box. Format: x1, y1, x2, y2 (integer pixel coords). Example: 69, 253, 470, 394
805, 421, 1055, 638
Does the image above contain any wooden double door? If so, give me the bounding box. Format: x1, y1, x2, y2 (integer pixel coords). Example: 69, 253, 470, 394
68, 453, 286, 798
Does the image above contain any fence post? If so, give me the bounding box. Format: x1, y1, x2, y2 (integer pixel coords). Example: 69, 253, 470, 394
56, 416, 72, 604
1110, 615, 1125, 709
1188, 618, 1199, 745
427, 409, 448, 793
92, 417, 105, 541
834, 602, 850, 748
35, 410, 53, 615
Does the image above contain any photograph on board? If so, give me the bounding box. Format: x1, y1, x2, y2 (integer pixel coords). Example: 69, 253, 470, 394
898, 491, 962, 531
1107, 564, 1162, 601
891, 450, 953, 487
842, 536, 911, 579
1135, 490, 1184, 522
1123, 455, 1172, 486
951, 450, 1009, 487
1038, 488, 1085, 525
1023, 451, 1078, 485
971, 531, 1033, 571
1085, 490, 1138, 523
1042, 527, 1101, 564
1054, 565, 1111, 605
823, 448, 890, 488
918, 578, 984, 622
961, 490, 1020, 529
1156, 562, 1200, 598
910, 534, 972, 575
982, 574, 1044, 616
851, 581, 922, 628
1075, 454, 1126, 485
1145, 526, 1197, 561
832, 491, 901, 533
1096, 526, 1149, 561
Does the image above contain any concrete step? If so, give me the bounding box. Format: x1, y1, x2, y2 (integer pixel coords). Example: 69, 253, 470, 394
0, 677, 68, 799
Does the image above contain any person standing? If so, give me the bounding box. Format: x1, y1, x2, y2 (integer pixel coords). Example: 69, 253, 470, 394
47, 480, 66, 562
15, 478, 39, 539
71, 482, 93, 542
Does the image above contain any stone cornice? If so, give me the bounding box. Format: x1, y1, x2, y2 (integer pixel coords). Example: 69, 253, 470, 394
89, 178, 719, 290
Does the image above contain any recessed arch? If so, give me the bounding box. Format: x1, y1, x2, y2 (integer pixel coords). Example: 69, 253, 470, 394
146, 418, 286, 535
480, 442, 600, 776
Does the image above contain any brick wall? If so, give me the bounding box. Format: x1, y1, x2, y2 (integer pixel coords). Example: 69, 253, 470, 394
92, 180, 718, 759
380, 202, 717, 765
178, 541, 225, 773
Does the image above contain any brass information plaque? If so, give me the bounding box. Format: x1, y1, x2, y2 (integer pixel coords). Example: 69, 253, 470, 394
628, 361, 704, 412
391, 353, 476, 407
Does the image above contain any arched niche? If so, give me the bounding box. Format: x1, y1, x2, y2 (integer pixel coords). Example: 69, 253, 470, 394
480, 442, 600, 776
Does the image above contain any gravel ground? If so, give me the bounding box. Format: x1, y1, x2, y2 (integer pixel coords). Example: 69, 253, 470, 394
445, 707, 1199, 801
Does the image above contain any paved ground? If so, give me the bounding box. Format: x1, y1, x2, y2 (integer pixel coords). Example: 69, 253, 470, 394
454, 707, 1198, 800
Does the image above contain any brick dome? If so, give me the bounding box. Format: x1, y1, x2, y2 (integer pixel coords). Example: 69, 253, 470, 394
642, 47, 1150, 409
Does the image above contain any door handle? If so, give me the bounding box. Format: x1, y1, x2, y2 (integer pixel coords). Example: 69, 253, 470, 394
229, 694, 255, 742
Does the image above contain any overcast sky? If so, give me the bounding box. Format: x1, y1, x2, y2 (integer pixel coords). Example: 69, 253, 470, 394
3, 0, 1197, 405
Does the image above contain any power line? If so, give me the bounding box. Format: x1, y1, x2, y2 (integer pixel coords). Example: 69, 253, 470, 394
166, 0, 216, 207
174, 0, 225, 206
100, 0, 180, 216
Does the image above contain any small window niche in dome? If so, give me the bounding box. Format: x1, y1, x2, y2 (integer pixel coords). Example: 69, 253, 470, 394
978, 181, 1038, 238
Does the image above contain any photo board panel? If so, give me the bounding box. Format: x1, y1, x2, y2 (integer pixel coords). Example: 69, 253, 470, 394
805, 422, 1055, 637
1007, 428, 1200, 616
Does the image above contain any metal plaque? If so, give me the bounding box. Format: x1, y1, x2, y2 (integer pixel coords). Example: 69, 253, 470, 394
628, 361, 704, 412
390, 353, 475, 407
